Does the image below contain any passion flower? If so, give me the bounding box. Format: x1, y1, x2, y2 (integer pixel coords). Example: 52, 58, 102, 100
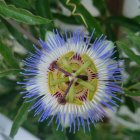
18, 30, 123, 133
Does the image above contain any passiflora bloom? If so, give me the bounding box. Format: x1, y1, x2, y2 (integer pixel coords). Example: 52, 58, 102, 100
18, 30, 123, 133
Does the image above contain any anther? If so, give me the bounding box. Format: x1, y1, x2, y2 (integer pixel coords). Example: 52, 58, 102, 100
49, 61, 72, 76
57, 79, 74, 105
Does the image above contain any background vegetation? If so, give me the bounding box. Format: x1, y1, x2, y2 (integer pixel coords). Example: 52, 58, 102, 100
0, 0, 140, 140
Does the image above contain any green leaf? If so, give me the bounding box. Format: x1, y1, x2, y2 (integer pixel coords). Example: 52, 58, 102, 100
0, 69, 20, 77
35, 0, 54, 39
125, 96, 136, 112
3, 19, 33, 52
116, 41, 140, 65
66, 128, 76, 140
59, 0, 102, 36
123, 129, 140, 140
9, 0, 34, 9
133, 15, 140, 23
75, 4, 102, 35
92, 0, 107, 16
126, 30, 140, 50
0, 42, 19, 68
125, 91, 140, 96
0, 77, 16, 88
53, 13, 80, 25
35, 0, 53, 19
129, 67, 140, 81
0, 1, 52, 25
0, 89, 18, 106
107, 16, 140, 31
51, 122, 66, 140
9, 101, 32, 138
105, 22, 116, 41
90, 125, 100, 140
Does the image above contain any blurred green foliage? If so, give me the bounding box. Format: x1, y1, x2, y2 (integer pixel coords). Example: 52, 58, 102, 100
0, 0, 140, 140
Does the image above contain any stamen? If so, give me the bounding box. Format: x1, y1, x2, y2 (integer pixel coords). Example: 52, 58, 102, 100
50, 77, 69, 86
75, 61, 91, 76
77, 79, 94, 91
57, 79, 74, 105
50, 61, 72, 76
61, 59, 73, 72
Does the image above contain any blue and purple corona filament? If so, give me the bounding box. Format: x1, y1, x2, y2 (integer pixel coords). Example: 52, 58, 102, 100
18, 30, 123, 133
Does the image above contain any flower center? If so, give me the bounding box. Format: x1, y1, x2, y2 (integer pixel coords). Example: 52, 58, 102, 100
48, 51, 98, 105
